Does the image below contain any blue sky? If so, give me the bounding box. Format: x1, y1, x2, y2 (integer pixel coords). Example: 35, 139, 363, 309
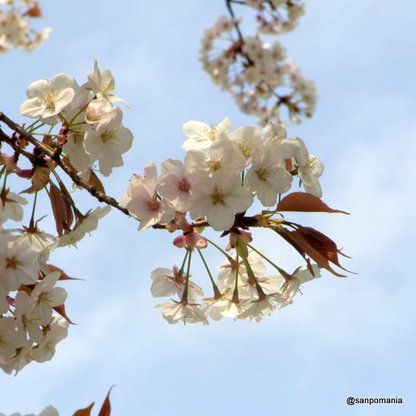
0, 0, 415, 415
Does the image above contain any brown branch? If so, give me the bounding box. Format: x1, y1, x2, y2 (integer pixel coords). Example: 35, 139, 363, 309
0, 112, 132, 218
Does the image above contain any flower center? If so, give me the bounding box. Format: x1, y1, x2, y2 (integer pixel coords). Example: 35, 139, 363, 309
208, 158, 223, 172
44, 92, 56, 111
238, 142, 252, 159
204, 125, 220, 142
147, 196, 160, 212
101, 130, 117, 144
6, 256, 18, 270
178, 177, 191, 193
39, 291, 52, 306
211, 187, 225, 205
256, 167, 273, 181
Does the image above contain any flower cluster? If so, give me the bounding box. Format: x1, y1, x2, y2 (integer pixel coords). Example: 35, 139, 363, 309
245, 0, 305, 34
121, 118, 323, 232
153, 249, 320, 325
0, 0, 50, 54
200, 9, 317, 124
120, 117, 331, 324
20, 61, 133, 178
0, 61, 129, 373
0, 227, 69, 374
0, 186, 110, 376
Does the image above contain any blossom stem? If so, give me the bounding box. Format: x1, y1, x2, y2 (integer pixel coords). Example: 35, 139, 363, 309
241, 254, 266, 300
197, 248, 221, 298
247, 243, 291, 280
204, 237, 236, 266
29, 191, 38, 228
231, 253, 240, 303
68, 101, 92, 126
181, 249, 193, 303
178, 250, 190, 275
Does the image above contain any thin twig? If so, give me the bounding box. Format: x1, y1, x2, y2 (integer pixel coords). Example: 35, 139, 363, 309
0, 112, 131, 218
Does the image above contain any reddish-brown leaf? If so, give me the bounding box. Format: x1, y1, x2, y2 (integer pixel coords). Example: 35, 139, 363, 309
21, 166, 51, 193
277, 192, 349, 214
72, 402, 94, 416
53, 304, 75, 324
88, 169, 106, 194
98, 387, 114, 416
276, 224, 351, 277
48, 183, 71, 236
47, 264, 82, 281
56, 177, 75, 228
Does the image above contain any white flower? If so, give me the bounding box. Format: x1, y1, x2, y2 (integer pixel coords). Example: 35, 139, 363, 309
156, 301, 208, 325
20, 74, 76, 122
14, 290, 43, 343
85, 60, 127, 105
230, 126, 261, 164
38, 406, 60, 416
158, 160, 193, 212
84, 98, 113, 125
62, 130, 92, 178
16, 228, 55, 253
83, 107, 133, 176
185, 132, 245, 176
190, 171, 253, 231
281, 264, 321, 304
150, 266, 203, 303
0, 236, 39, 291
245, 141, 293, 206
238, 297, 276, 322
0, 317, 25, 364
297, 155, 324, 198
57, 206, 111, 247
30, 271, 67, 326
32, 316, 68, 363
182, 117, 232, 151
0, 191, 27, 225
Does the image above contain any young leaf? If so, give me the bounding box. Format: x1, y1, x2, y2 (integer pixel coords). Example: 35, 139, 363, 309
48, 183, 71, 235
53, 304, 75, 324
98, 387, 114, 416
277, 192, 349, 214
276, 224, 351, 277
72, 402, 94, 416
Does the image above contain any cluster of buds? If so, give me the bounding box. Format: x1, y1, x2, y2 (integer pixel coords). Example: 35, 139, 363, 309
200, 4, 317, 124
120, 118, 347, 324
0, 0, 50, 54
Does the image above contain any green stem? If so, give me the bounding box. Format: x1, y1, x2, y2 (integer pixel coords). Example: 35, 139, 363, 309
181, 249, 193, 303
29, 192, 38, 228
69, 101, 92, 126
247, 243, 291, 280
197, 248, 221, 298
204, 237, 235, 265
231, 253, 240, 303
178, 250, 190, 275
241, 255, 266, 300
